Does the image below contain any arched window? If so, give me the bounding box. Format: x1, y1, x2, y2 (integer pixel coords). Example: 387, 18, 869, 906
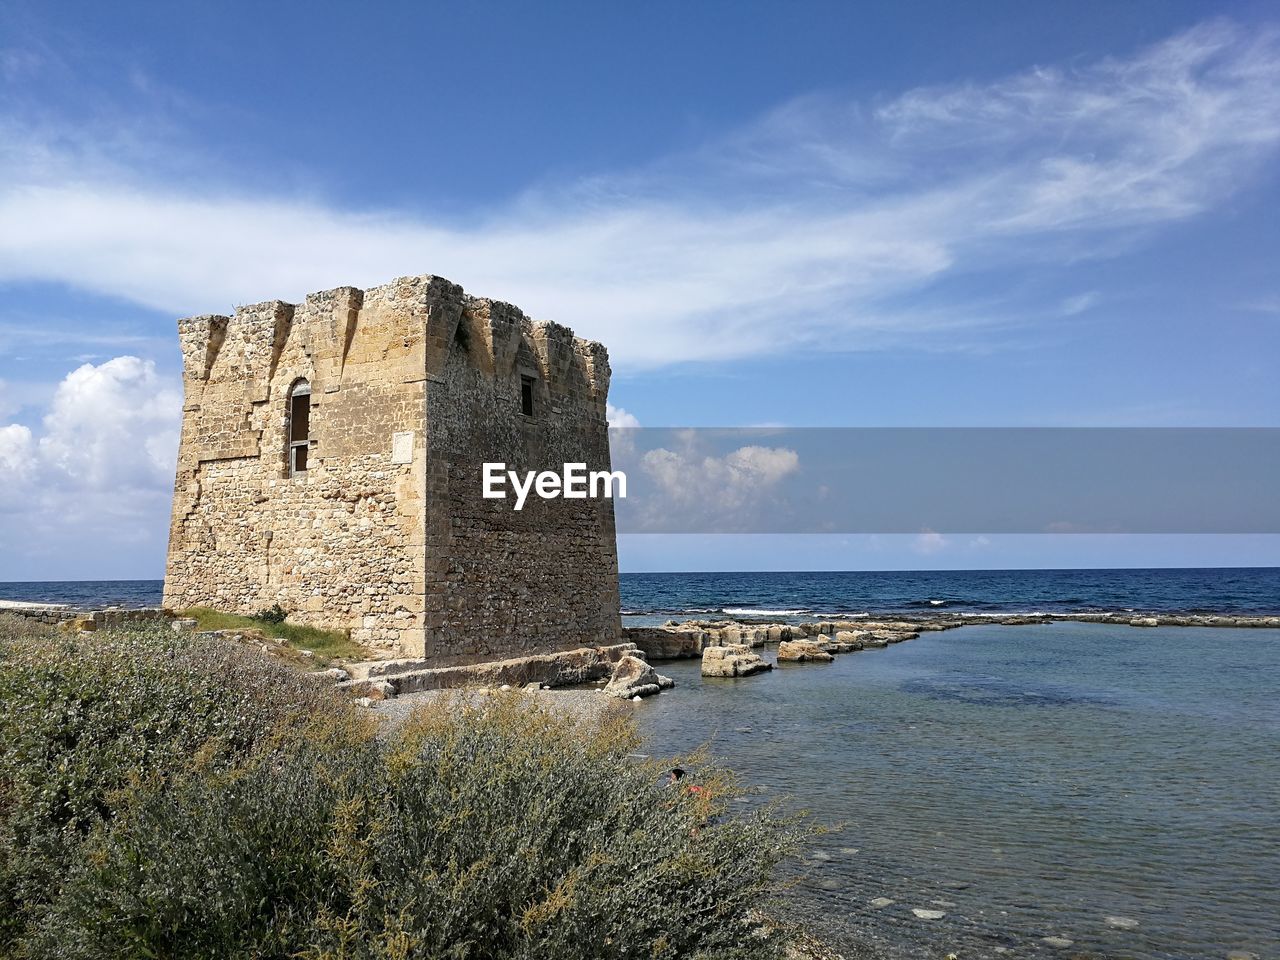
288, 380, 310, 476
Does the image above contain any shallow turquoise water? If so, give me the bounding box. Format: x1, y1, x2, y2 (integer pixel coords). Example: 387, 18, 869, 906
632, 623, 1280, 959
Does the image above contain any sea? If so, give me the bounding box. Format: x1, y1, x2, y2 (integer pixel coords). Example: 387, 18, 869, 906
618, 567, 1280, 625
4, 567, 1277, 618
3, 567, 1277, 959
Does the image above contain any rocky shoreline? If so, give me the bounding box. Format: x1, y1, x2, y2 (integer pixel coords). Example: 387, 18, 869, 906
5, 601, 1276, 709
625, 609, 1280, 662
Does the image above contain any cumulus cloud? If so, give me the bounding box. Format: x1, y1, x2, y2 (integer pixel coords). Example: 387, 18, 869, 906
0, 22, 1277, 370
0, 357, 180, 572
37, 356, 181, 490
627, 443, 801, 531
606, 403, 640, 430
0, 423, 35, 509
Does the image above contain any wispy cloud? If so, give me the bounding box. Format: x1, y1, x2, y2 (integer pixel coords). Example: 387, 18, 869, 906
1237, 295, 1280, 315
2, 22, 1277, 370
1059, 292, 1100, 317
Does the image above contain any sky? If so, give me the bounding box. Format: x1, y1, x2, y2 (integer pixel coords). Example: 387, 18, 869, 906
1, 0, 1278, 578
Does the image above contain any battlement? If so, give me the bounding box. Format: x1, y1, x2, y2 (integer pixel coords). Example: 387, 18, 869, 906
175, 274, 610, 407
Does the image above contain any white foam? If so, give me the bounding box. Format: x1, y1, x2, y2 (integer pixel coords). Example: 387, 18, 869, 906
722, 607, 808, 617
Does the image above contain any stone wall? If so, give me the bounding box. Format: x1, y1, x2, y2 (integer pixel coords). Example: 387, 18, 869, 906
421, 295, 621, 659
0, 606, 170, 628
163, 274, 621, 659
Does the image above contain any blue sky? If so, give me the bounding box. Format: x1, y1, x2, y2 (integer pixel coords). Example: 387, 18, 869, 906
0, 1, 1278, 578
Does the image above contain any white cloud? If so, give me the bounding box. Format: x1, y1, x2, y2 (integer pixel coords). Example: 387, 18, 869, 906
632, 443, 800, 531
0, 357, 180, 560
0, 22, 1276, 370
606, 403, 640, 430
913, 531, 949, 555
37, 356, 181, 490
0, 424, 35, 508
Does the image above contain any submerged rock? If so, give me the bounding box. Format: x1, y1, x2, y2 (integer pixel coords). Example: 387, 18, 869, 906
1105, 916, 1139, 930
912, 908, 946, 920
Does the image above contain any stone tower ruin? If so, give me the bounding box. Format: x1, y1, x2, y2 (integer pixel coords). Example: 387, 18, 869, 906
163, 274, 621, 659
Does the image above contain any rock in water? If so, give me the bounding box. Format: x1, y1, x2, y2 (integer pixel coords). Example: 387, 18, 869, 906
814, 633, 861, 653
833, 630, 866, 650
604, 654, 671, 698
776, 639, 835, 663
912, 908, 946, 920
1105, 916, 1139, 930
701, 643, 773, 678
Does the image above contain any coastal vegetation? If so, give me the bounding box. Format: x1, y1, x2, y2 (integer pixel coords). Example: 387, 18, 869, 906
179, 604, 367, 661
0, 614, 807, 959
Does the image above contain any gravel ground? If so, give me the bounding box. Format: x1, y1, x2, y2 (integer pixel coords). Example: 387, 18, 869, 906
370, 684, 625, 727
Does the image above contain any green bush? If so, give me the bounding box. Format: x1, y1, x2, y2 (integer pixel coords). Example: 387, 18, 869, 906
254, 603, 289, 625
0, 615, 363, 951
1, 615, 807, 960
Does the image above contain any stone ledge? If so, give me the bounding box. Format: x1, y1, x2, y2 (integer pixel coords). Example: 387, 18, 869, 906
339, 642, 640, 698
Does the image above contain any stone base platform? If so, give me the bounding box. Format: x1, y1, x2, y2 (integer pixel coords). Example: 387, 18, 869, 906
339, 642, 641, 699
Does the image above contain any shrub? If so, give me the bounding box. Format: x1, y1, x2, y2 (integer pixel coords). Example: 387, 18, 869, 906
255, 603, 289, 625
0, 618, 365, 951
34, 696, 805, 960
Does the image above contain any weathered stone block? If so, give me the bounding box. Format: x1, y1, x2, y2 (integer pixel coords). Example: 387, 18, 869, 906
776, 639, 834, 663
700, 643, 772, 678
